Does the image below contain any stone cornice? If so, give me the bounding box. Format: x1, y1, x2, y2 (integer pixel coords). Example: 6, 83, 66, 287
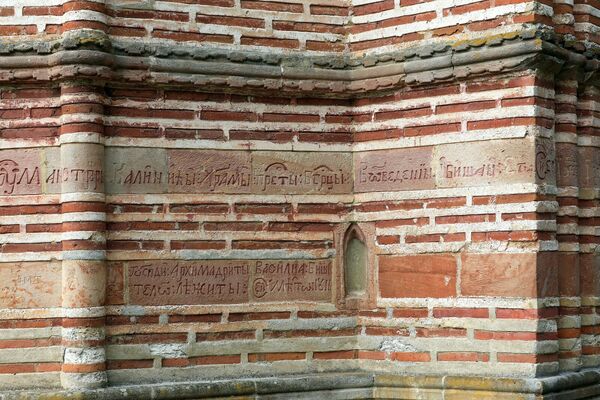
0, 28, 597, 94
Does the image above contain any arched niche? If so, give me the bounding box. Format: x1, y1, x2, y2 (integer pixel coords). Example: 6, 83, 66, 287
343, 224, 367, 299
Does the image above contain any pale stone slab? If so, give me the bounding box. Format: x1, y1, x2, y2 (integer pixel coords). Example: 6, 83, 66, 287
106, 147, 167, 194
434, 139, 536, 188
251, 152, 352, 195
127, 259, 333, 305
59, 143, 104, 193
168, 150, 252, 194
0, 262, 62, 308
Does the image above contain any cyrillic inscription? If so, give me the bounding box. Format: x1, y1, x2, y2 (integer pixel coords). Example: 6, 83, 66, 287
128, 259, 332, 305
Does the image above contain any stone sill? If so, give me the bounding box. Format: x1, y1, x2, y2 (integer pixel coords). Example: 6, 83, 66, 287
2, 369, 600, 400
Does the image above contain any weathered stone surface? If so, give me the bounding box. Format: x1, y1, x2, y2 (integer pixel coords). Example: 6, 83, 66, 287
62, 260, 106, 308
106, 147, 167, 194
59, 144, 104, 193
355, 139, 547, 192
169, 150, 252, 194
0, 262, 61, 308
128, 259, 332, 305
250, 259, 332, 302
251, 152, 351, 195
355, 147, 434, 192
0, 149, 44, 196
578, 146, 600, 189
460, 253, 558, 298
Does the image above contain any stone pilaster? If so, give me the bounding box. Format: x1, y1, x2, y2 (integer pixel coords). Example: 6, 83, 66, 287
59, 82, 107, 389
554, 69, 582, 372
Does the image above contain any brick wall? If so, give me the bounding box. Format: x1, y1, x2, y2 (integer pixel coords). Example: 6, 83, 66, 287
0, 0, 599, 396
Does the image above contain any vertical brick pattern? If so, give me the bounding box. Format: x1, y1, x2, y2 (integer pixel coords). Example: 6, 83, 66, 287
59, 83, 107, 389
578, 85, 600, 368
554, 72, 581, 372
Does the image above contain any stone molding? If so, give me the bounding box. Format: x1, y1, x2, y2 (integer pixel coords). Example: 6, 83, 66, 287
2, 369, 600, 399
0, 28, 597, 95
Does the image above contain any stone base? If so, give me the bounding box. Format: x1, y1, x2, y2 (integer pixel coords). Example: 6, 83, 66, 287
2, 370, 600, 400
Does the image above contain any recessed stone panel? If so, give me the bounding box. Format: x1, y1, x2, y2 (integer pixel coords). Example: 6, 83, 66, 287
168, 150, 252, 194
354, 146, 434, 192
0, 262, 62, 308
0, 149, 45, 196
355, 139, 545, 192
128, 259, 332, 305
106, 147, 167, 194
250, 259, 332, 302
59, 143, 104, 193
434, 139, 536, 188
251, 152, 352, 195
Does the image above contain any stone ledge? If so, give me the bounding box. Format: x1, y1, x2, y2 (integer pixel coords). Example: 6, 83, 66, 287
0, 28, 597, 94
2, 369, 600, 400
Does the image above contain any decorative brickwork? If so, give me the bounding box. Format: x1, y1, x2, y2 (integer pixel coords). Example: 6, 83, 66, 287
0, 0, 599, 398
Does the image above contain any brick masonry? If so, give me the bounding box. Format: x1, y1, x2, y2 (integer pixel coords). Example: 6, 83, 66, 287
0, 0, 599, 398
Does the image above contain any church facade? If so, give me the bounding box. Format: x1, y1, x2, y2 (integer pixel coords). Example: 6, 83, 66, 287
0, 0, 599, 398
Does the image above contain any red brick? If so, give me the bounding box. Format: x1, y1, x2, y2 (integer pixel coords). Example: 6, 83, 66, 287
313, 350, 356, 360
392, 308, 429, 318
152, 30, 233, 43
241, 36, 299, 49
433, 308, 489, 318
390, 352, 431, 362
229, 312, 290, 322
353, 0, 394, 16
248, 352, 305, 362
435, 214, 495, 224
495, 308, 559, 319
376, 217, 429, 228
437, 352, 489, 362
241, 0, 303, 12
310, 5, 348, 15
196, 14, 264, 28
170, 241, 226, 250
404, 123, 461, 136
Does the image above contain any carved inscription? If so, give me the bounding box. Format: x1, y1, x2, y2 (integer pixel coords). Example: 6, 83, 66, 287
0, 262, 62, 308
356, 147, 434, 192
355, 139, 551, 192
128, 259, 332, 305
168, 150, 252, 194
251, 259, 332, 302
106, 148, 167, 194
0, 150, 42, 195
252, 152, 351, 194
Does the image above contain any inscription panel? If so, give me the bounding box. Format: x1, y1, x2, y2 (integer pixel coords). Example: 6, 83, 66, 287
106, 148, 168, 194
252, 152, 351, 195
0, 262, 62, 308
128, 259, 332, 305
0, 149, 44, 195
355, 139, 553, 192
168, 150, 252, 194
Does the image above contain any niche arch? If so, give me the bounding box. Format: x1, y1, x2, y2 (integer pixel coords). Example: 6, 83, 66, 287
336, 223, 376, 310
